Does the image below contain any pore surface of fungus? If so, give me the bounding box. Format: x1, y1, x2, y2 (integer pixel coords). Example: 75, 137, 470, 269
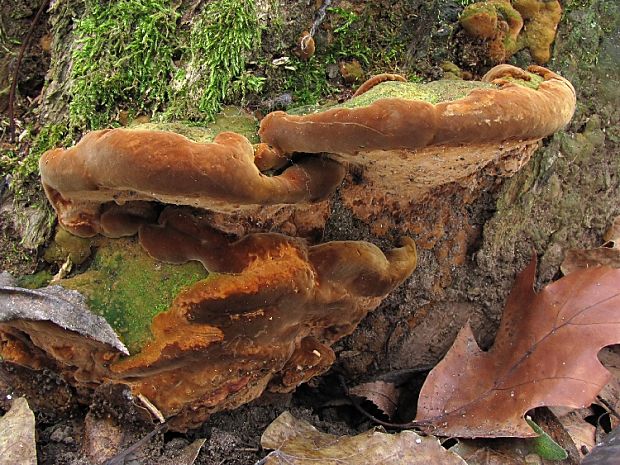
40, 129, 345, 238
0, 211, 417, 430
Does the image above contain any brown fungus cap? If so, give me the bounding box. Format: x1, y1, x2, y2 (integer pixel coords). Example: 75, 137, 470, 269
113, 211, 417, 429
258, 64, 575, 157
0, 211, 417, 430
40, 130, 345, 237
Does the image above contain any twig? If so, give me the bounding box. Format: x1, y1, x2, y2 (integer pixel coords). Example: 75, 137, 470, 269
102, 421, 168, 465
137, 393, 166, 424
597, 395, 620, 420
8, 0, 50, 142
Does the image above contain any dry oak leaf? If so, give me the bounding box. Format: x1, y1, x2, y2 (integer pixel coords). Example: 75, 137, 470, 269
259, 411, 466, 465
561, 248, 620, 276
415, 258, 620, 438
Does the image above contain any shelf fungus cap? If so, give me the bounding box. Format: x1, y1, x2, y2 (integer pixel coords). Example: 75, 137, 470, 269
258, 64, 576, 156
39, 130, 345, 237
0, 214, 417, 431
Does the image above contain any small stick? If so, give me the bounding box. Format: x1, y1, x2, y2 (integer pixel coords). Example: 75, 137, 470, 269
102, 422, 168, 465
137, 393, 166, 424
8, 0, 50, 142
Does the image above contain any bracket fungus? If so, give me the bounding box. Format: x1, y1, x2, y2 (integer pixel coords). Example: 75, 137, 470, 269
259, 65, 575, 236
259, 64, 575, 156
459, 0, 562, 64
40, 130, 345, 238
0, 215, 416, 429
2, 63, 576, 431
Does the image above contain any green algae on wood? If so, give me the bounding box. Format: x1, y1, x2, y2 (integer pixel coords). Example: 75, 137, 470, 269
135, 107, 259, 144
290, 70, 544, 115
61, 237, 209, 354
339, 80, 494, 108
43, 227, 93, 265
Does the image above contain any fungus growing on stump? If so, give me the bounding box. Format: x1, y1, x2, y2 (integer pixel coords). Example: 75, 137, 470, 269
1, 63, 575, 430
459, 0, 562, 64
259, 64, 575, 236
39, 130, 345, 238
259, 65, 575, 155
0, 214, 417, 430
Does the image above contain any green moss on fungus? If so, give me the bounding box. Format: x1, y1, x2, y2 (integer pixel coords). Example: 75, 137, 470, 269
15, 270, 54, 290
62, 238, 209, 354
135, 107, 259, 143
339, 80, 494, 108
287, 68, 544, 115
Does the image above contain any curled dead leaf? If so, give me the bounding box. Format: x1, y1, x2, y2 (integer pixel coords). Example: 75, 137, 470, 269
259, 411, 466, 465
349, 381, 400, 419
561, 248, 620, 275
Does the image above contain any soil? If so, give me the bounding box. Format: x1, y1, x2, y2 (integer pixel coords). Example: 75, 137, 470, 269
0, 0, 619, 464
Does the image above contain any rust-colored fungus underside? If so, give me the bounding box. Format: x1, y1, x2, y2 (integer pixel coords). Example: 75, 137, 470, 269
0, 210, 416, 430
39, 131, 345, 238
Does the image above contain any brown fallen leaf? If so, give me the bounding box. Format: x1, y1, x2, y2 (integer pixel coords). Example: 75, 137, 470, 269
159, 438, 206, 465
415, 259, 620, 437
83, 413, 124, 464
603, 216, 620, 247
450, 441, 525, 465
561, 248, 620, 275
349, 381, 400, 419
259, 411, 466, 465
0, 397, 37, 465
549, 407, 596, 458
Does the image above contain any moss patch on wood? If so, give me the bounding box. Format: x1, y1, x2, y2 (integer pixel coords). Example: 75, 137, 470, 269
69, 0, 179, 130
60, 237, 209, 354
165, 0, 261, 122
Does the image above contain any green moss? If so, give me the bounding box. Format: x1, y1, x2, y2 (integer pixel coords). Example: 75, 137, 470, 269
327, 7, 373, 67
284, 4, 415, 109
284, 57, 337, 107
61, 238, 209, 354
136, 107, 259, 143
339, 80, 493, 108
69, 0, 179, 130
165, 0, 260, 122
5, 124, 71, 201
15, 270, 53, 289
